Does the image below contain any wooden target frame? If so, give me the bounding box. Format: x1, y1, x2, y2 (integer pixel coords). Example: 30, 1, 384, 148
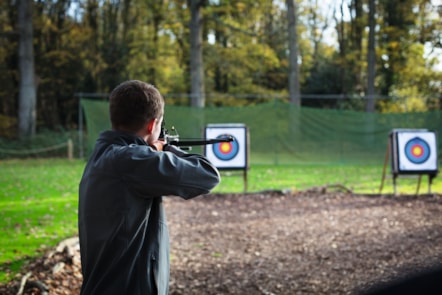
380, 129, 439, 195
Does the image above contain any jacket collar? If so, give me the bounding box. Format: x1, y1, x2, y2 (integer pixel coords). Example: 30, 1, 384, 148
98, 130, 147, 146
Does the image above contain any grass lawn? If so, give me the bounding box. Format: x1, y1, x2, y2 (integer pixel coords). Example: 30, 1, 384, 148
0, 158, 440, 283
217, 163, 441, 195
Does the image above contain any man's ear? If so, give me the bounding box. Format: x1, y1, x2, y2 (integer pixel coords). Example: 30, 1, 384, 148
147, 118, 157, 134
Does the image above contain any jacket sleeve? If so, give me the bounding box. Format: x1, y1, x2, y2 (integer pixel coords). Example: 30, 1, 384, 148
116, 144, 221, 199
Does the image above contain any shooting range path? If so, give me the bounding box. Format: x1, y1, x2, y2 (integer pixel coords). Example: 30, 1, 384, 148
1, 192, 442, 294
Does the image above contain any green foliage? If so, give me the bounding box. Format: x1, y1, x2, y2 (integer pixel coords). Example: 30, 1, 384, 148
1, 0, 442, 134
377, 43, 442, 113
0, 115, 16, 139
302, 52, 343, 95
377, 0, 434, 96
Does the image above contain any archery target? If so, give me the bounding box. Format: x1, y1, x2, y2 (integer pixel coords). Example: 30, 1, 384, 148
205, 124, 248, 169
212, 134, 240, 161
404, 137, 430, 164
393, 130, 438, 173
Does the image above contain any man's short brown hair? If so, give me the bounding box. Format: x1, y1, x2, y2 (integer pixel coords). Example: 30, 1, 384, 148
109, 80, 164, 133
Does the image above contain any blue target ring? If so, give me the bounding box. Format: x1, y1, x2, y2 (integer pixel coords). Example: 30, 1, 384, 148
404, 137, 430, 164
212, 134, 239, 161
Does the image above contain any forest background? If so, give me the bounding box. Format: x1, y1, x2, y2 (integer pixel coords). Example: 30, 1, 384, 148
1, 0, 442, 142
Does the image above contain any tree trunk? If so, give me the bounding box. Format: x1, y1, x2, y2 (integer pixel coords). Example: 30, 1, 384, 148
366, 0, 376, 112
286, 0, 300, 106
189, 0, 205, 107
350, 0, 364, 93
18, 0, 37, 139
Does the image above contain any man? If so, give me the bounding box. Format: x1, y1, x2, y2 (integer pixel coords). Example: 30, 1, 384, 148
78, 80, 220, 294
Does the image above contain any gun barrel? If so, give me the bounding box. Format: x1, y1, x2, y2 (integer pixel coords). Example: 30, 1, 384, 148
169, 136, 234, 147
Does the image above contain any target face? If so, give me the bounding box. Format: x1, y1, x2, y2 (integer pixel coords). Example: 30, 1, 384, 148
404, 137, 430, 164
395, 130, 438, 173
212, 134, 239, 161
205, 124, 248, 170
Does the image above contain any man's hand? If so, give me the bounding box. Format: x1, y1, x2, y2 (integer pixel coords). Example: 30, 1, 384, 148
150, 140, 166, 151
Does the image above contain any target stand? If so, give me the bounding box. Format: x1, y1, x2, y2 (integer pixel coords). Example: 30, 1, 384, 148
204, 124, 249, 192
379, 129, 439, 195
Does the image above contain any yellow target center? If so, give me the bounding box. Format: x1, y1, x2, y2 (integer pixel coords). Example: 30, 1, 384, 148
220, 142, 231, 153
412, 146, 423, 156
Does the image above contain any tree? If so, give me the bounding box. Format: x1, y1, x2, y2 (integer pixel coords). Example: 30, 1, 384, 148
203, 0, 281, 104
0, 0, 18, 125
33, 0, 83, 128
17, 0, 37, 139
2, 0, 442, 134
366, 0, 376, 112
100, 0, 129, 92
286, 0, 300, 106
378, 0, 415, 96
305, 0, 332, 65
189, 0, 205, 107
334, 0, 349, 97
348, 0, 365, 94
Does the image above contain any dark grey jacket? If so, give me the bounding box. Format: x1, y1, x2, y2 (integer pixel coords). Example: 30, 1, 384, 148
78, 130, 220, 295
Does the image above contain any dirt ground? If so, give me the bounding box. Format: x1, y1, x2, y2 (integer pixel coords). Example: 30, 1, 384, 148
1, 191, 442, 294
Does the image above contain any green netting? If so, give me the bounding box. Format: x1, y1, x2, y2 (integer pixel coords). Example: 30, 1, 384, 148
81, 98, 442, 165
81, 99, 112, 155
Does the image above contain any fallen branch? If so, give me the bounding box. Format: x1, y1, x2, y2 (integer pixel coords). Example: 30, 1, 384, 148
25, 280, 49, 295
16, 271, 49, 295
16, 272, 32, 295
304, 184, 353, 194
